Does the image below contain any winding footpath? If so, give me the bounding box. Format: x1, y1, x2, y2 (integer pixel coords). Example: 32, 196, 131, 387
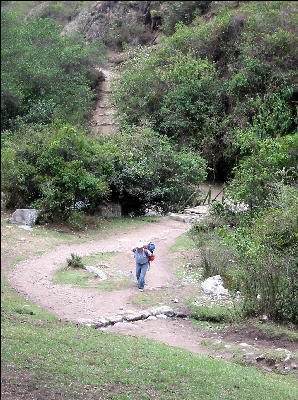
6, 218, 215, 354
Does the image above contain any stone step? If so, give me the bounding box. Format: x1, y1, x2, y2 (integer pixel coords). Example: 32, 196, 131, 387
184, 205, 209, 215
76, 306, 191, 329
168, 213, 205, 223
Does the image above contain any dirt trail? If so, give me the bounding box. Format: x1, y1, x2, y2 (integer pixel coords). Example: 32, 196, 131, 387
6, 217, 215, 354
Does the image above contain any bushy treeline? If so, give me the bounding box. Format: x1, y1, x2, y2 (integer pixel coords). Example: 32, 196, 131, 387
1, 8, 105, 130
112, 1, 297, 179
1, 122, 207, 220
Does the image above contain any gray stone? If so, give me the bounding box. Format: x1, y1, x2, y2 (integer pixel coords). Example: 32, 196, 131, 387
113, 321, 134, 328
113, 270, 137, 282
256, 354, 266, 362
125, 314, 142, 322
201, 275, 228, 295
140, 310, 151, 319
18, 225, 33, 231
151, 306, 175, 317
107, 315, 124, 324
259, 314, 268, 323
94, 203, 121, 217
184, 205, 209, 215
147, 316, 157, 321
10, 209, 39, 225
94, 318, 110, 328
156, 314, 167, 319
84, 265, 107, 280
243, 353, 254, 361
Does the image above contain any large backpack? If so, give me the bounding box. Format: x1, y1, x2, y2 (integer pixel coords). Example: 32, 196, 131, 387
144, 242, 156, 262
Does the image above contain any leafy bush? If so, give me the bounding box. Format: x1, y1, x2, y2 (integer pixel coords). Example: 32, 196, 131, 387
66, 253, 84, 269
67, 210, 87, 231
227, 134, 298, 208
1, 122, 113, 220
191, 185, 298, 324
1, 9, 105, 130
161, 1, 211, 36
105, 126, 208, 214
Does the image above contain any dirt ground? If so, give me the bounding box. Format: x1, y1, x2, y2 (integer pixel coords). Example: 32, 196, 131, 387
2, 213, 297, 374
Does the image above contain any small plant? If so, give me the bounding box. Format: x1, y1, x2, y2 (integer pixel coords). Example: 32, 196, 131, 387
68, 210, 86, 231
66, 253, 84, 269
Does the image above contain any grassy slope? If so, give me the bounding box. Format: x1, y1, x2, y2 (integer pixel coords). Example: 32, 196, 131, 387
1, 216, 297, 400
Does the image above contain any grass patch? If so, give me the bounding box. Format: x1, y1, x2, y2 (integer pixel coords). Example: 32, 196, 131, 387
81, 251, 118, 266
53, 267, 96, 288
2, 297, 297, 400
169, 232, 196, 252
190, 303, 241, 323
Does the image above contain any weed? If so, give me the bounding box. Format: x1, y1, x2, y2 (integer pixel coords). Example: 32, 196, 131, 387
66, 253, 84, 269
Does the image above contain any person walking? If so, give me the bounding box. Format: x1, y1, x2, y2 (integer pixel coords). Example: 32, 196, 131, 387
132, 241, 152, 292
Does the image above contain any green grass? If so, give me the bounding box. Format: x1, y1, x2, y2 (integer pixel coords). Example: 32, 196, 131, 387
2, 289, 297, 400
169, 232, 196, 252
54, 267, 96, 288
81, 251, 118, 266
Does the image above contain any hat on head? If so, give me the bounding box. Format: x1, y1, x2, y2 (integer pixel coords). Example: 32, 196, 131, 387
136, 241, 144, 249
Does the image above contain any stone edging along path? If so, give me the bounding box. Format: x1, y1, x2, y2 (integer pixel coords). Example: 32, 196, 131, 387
77, 305, 191, 330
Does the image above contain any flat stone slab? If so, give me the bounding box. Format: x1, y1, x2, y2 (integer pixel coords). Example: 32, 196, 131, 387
18, 225, 34, 231
84, 265, 107, 280
150, 306, 174, 317
184, 205, 209, 214
113, 270, 136, 282
168, 213, 204, 223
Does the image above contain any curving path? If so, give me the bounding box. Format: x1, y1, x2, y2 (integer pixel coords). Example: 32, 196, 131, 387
7, 217, 190, 321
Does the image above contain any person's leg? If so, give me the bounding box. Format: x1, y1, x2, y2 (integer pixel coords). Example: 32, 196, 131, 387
136, 263, 141, 283
138, 263, 148, 290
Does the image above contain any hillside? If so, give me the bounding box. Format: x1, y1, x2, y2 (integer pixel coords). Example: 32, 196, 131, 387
1, 1, 298, 399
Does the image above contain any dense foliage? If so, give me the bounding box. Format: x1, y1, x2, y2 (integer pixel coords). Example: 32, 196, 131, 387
1, 122, 207, 220
106, 126, 207, 214
1, 8, 105, 130
112, 1, 297, 179
191, 184, 298, 324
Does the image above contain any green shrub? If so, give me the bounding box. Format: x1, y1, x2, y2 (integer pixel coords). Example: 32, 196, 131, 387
191, 185, 298, 324
67, 210, 87, 231
227, 134, 298, 208
191, 304, 240, 323
1, 122, 113, 220
66, 253, 84, 269
1, 9, 105, 129
105, 126, 207, 214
